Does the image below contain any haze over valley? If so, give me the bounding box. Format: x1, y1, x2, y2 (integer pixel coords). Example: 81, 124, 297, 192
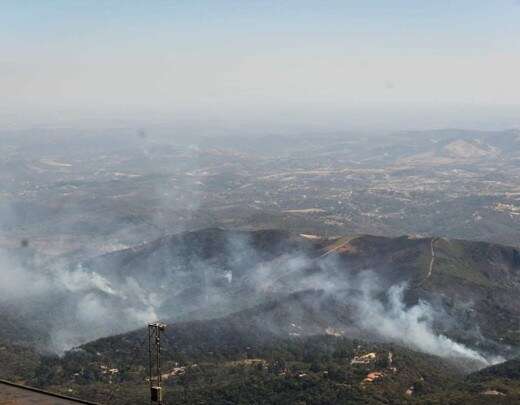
2, 1, 520, 404
3, 129, 520, 403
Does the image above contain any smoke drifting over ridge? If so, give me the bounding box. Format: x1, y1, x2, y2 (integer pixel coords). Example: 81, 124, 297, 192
0, 248, 159, 352
350, 277, 503, 365
285, 256, 505, 367
0, 231, 507, 368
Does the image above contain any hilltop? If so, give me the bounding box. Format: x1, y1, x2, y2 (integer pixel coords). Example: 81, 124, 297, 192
2, 228, 520, 403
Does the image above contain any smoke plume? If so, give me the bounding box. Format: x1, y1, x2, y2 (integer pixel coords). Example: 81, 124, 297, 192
0, 232, 508, 367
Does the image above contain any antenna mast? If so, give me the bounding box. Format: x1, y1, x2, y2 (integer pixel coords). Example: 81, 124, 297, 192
148, 322, 167, 405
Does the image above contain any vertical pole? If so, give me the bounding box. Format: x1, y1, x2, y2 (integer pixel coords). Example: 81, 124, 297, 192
156, 329, 161, 393
148, 322, 167, 405
148, 325, 153, 405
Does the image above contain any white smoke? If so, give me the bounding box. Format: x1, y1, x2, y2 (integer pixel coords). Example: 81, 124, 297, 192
0, 249, 50, 300
0, 232, 508, 366
47, 267, 161, 352
57, 264, 118, 296
351, 276, 504, 366
241, 252, 505, 367
0, 247, 160, 353
223, 270, 233, 283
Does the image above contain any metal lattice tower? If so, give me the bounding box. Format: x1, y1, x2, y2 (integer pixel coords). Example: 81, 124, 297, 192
148, 322, 167, 404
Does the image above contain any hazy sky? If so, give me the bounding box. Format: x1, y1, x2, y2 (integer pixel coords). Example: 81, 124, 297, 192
1, 1, 519, 130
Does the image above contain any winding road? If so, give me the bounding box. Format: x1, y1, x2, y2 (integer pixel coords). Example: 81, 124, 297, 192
426, 238, 437, 279
418, 237, 437, 286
